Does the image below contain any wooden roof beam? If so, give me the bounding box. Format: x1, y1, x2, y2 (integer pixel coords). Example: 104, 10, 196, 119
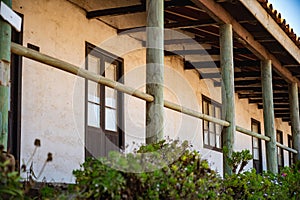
187, 60, 260, 69
239, 0, 300, 67
191, 0, 300, 86
87, 1, 194, 18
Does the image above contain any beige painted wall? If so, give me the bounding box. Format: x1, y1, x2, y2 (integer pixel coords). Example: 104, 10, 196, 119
12, 0, 292, 182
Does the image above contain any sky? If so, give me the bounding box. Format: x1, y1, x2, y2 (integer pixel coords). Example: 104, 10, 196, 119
268, 0, 300, 36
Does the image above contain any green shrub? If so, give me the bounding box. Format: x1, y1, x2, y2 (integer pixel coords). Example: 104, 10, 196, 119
72, 140, 223, 199
0, 145, 24, 199
35, 140, 299, 199
277, 162, 300, 199
72, 157, 126, 199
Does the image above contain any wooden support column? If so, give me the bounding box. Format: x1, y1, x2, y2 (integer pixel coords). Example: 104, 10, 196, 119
261, 60, 278, 173
146, 0, 164, 144
0, 0, 12, 149
289, 82, 300, 161
220, 24, 235, 176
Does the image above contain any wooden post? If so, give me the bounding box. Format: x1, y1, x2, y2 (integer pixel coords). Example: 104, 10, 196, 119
0, 0, 12, 149
220, 24, 235, 176
146, 0, 164, 144
289, 82, 300, 161
261, 60, 278, 173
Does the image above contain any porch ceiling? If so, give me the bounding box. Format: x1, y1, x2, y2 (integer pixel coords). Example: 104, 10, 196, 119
69, 0, 300, 123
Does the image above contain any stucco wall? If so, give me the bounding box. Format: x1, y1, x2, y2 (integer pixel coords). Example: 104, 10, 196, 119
12, 0, 293, 182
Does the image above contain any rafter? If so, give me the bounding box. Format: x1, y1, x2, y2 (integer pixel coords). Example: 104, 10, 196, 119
191, 0, 300, 86
87, 1, 194, 18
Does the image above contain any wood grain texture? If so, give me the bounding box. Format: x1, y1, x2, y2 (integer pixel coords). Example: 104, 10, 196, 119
146, 0, 164, 144
289, 83, 300, 160
0, 0, 12, 150
261, 60, 278, 173
220, 24, 235, 176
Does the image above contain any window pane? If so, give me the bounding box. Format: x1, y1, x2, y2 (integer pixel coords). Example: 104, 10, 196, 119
253, 148, 259, 160
216, 135, 221, 148
203, 101, 208, 114
88, 55, 100, 74
105, 88, 117, 108
204, 120, 209, 130
209, 122, 214, 132
252, 123, 258, 133
105, 63, 117, 108
253, 137, 258, 148
278, 153, 283, 166
216, 124, 221, 148
105, 62, 117, 80
209, 132, 215, 146
215, 107, 221, 119
88, 103, 100, 128
105, 107, 117, 132
209, 104, 214, 117
204, 130, 209, 145
88, 81, 100, 103
216, 124, 221, 135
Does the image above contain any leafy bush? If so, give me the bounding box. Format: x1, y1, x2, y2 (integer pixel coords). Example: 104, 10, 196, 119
224, 148, 253, 174
72, 140, 223, 199
71, 141, 300, 200
222, 162, 300, 200
277, 163, 300, 199
0, 145, 24, 199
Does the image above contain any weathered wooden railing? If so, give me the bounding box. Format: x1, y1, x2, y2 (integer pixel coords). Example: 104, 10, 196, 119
11, 42, 298, 155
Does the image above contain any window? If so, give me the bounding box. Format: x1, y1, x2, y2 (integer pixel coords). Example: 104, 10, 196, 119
288, 135, 294, 166
276, 130, 284, 170
202, 95, 222, 150
251, 119, 262, 173
85, 42, 124, 158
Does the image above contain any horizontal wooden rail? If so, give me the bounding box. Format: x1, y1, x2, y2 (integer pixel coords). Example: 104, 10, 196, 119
11, 43, 298, 155
11, 42, 155, 103
237, 125, 298, 154
11, 42, 230, 127
164, 100, 230, 127
276, 142, 298, 154
236, 126, 270, 141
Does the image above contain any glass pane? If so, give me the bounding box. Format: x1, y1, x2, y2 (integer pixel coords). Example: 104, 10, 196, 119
215, 106, 221, 119
105, 88, 117, 108
105, 62, 117, 80
209, 132, 216, 147
216, 135, 221, 148
253, 148, 259, 160
204, 120, 209, 130
105, 63, 117, 108
88, 81, 100, 103
88, 55, 100, 74
88, 103, 100, 128
203, 101, 208, 114
209, 104, 214, 116
209, 122, 214, 132
105, 107, 117, 132
253, 137, 258, 148
252, 123, 259, 133
204, 130, 209, 145
278, 154, 283, 166
216, 124, 221, 135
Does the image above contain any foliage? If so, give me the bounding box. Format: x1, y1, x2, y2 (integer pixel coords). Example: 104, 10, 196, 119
277, 162, 300, 199
224, 147, 253, 174
1, 139, 300, 199
72, 140, 223, 199
0, 145, 24, 199
221, 162, 300, 200
72, 157, 126, 199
